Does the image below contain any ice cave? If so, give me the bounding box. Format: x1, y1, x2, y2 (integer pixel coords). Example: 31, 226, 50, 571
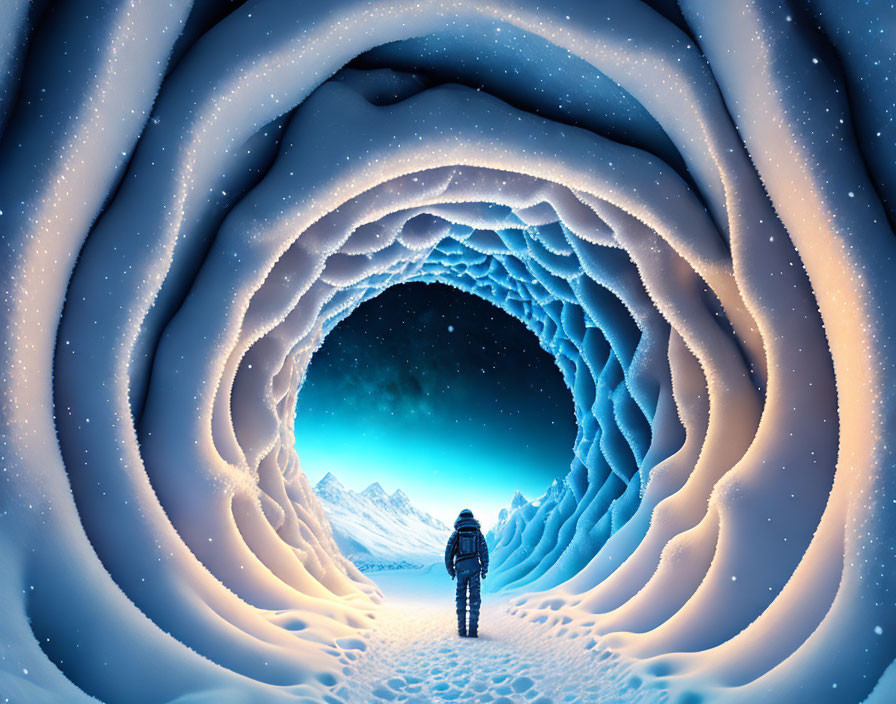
1, 1, 895, 703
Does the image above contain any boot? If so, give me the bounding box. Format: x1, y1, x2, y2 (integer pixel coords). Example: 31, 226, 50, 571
468, 609, 479, 638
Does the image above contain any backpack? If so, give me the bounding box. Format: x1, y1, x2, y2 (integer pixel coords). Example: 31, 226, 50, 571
457, 531, 478, 560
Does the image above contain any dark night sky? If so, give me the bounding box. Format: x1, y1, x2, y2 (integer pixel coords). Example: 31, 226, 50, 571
294, 281, 575, 528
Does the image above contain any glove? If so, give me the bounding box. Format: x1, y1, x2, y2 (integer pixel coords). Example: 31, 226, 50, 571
480, 569, 487, 579
449, 570, 456, 580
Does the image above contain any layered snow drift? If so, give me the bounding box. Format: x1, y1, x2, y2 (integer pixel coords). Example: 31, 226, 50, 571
313, 473, 450, 570
1, 1, 895, 703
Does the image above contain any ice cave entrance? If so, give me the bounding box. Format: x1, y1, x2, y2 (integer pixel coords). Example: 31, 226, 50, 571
294, 281, 575, 572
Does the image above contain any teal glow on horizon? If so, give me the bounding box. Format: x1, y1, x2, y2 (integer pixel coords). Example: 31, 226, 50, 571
294, 283, 575, 530
296, 411, 569, 531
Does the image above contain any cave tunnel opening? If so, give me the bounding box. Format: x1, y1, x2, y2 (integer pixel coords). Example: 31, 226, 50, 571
294, 280, 577, 563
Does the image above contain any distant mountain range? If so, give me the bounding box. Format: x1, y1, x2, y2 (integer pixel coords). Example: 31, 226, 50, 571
313, 472, 451, 572
485, 478, 566, 559
485, 489, 532, 543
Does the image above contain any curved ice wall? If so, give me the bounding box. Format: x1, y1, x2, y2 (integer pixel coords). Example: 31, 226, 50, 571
1, 1, 894, 702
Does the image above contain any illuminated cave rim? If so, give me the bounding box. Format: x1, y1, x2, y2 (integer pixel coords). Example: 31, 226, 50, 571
2, 2, 894, 704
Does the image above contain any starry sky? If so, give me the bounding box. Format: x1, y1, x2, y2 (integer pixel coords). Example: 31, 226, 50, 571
294, 282, 576, 530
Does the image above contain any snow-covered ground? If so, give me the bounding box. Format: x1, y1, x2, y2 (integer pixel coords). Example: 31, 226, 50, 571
329, 565, 662, 704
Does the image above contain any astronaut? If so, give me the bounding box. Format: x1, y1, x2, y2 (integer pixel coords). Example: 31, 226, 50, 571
444, 508, 490, 637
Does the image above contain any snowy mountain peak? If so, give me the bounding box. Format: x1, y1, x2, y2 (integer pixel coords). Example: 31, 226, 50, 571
317, 472, 344, 490
314, 472, 349, 503
511, 490, 528, 508
545, 478, 564, 501
362, 481, 390, 503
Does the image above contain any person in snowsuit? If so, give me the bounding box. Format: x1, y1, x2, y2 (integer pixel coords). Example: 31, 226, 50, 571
444, 508, 489, 637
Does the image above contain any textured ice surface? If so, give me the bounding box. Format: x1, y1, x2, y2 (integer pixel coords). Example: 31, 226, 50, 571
1, 1, 894, 703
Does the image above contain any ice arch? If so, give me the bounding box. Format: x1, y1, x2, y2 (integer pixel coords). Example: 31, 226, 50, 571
1, 2, 894, 703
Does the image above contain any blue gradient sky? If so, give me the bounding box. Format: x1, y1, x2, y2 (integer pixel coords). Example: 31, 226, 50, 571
294, 282, 575, 530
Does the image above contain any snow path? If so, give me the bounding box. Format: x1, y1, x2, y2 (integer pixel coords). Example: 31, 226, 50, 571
327, 567, 665, 704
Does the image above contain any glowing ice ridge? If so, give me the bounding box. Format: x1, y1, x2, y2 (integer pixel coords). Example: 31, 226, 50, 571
1, 1, 894, 703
